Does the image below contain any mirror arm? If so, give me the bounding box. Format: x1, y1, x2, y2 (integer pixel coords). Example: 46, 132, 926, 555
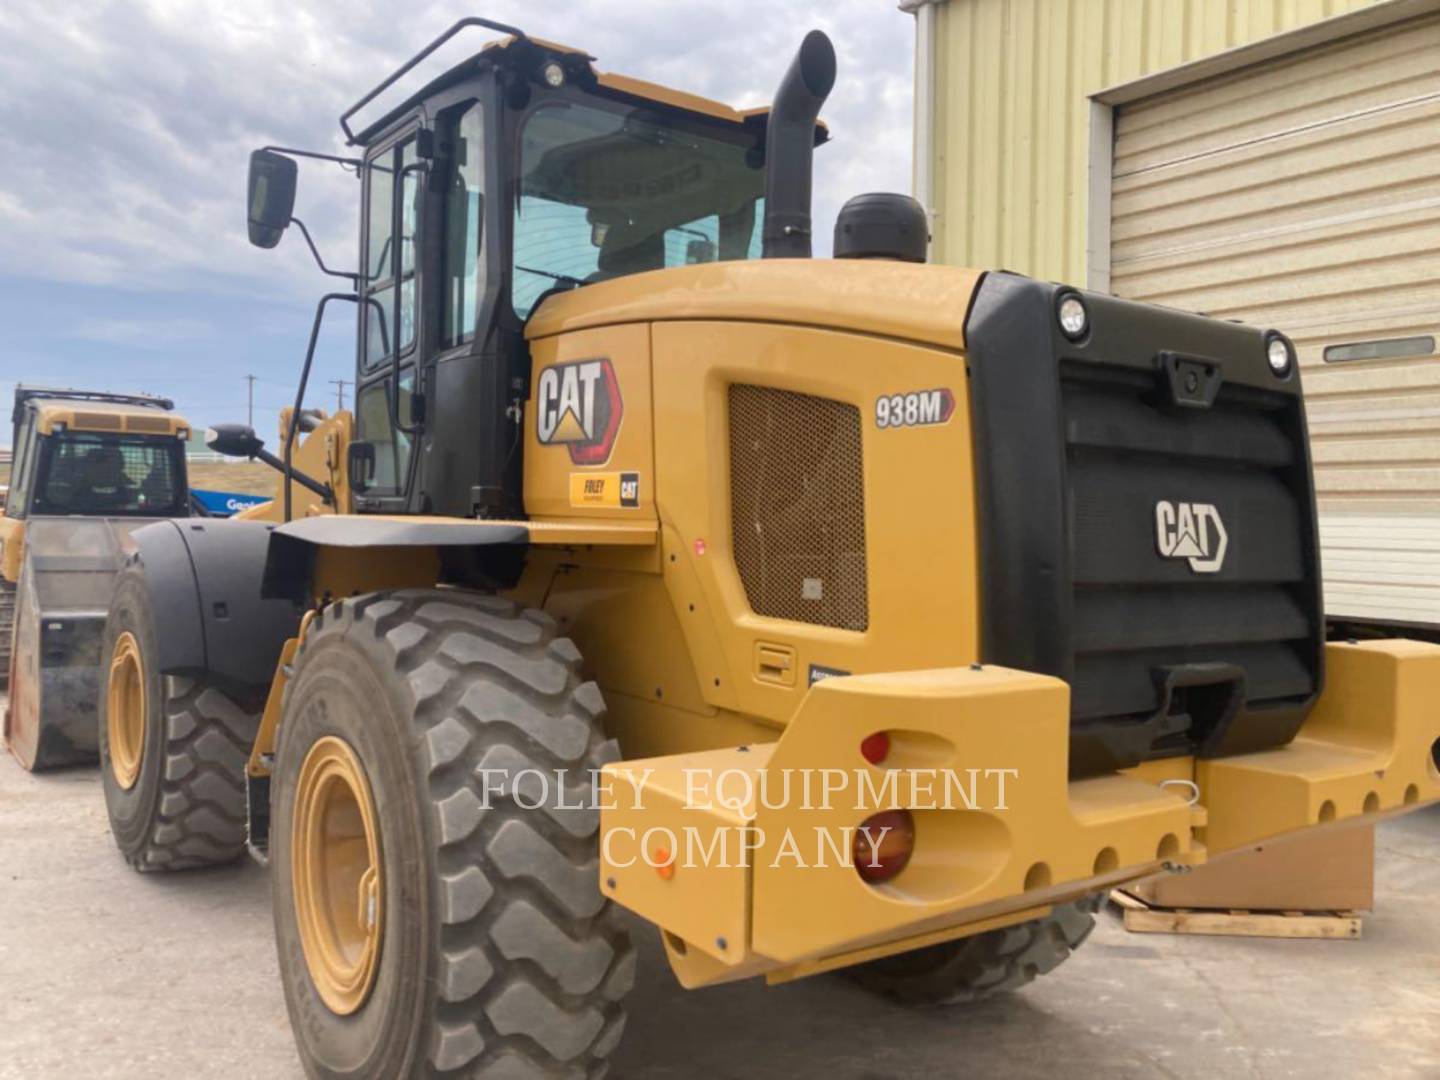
284, 292, 358, 522
251, 445, 333, 503
290, 217, 360, 282
261, 145, 364, 170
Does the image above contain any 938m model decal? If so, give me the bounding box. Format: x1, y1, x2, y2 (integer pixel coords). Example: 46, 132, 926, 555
875, 388, 955, 430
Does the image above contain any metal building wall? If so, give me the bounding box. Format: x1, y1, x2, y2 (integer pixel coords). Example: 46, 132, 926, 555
1108, 12, 1440, 628
929, 0, 1383, 282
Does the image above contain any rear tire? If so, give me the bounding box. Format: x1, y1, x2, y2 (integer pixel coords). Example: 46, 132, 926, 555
271, 589, 633, 1079
845, 896, 1101, 1006
99, 562, 260, 871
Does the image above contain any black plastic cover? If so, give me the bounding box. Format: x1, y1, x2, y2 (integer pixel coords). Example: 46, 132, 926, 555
963, 273, 1324, 776
833, 193, 928, 263
129, 519, 304, 696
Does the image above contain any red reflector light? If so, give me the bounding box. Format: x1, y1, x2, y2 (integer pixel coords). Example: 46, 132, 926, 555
854, 809, 915, 884
860, 731, 890, 765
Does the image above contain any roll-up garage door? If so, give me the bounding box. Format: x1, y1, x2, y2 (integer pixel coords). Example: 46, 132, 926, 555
1111, 12, 1440, 631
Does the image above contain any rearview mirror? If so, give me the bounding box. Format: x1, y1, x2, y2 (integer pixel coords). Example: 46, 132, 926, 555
247, 149, 297, 249
206, 423, 264, 459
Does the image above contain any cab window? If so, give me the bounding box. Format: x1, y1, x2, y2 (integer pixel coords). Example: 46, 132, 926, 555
5, 412, 37, 517
31, 433, 186, 517
356, 377, 415, 492
363, 139, 420, 368
439, 102, 486, 349
511, 100, 766, 318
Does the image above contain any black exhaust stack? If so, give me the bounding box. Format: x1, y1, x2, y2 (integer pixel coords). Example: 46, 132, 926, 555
762, 30, 837, 259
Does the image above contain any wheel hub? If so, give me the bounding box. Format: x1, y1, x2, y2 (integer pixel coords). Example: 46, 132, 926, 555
292, 736, 384, 1015
106, 631, 146, 790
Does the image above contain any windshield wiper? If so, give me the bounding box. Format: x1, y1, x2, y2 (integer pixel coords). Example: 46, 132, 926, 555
517, 265, 586, 289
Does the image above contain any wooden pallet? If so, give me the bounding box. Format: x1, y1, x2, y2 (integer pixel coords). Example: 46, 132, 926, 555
1109, 889, 1363, 939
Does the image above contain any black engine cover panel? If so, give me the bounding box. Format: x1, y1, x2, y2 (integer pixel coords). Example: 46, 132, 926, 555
963, 273, 1324, 776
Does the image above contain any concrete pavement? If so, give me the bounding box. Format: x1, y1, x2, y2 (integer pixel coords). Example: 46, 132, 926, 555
1, 749, 1437, 1079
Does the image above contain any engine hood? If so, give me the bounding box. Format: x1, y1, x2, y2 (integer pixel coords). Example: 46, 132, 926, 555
524, 259, 982, 352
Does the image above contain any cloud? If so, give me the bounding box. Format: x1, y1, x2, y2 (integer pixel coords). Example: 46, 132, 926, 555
67, 315, 212, 348
0, 1, 914, 296
0, 3, 916, 438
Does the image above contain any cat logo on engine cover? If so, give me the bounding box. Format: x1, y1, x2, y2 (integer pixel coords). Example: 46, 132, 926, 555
1155, 500, 1227, 574
536, 358, 623, 465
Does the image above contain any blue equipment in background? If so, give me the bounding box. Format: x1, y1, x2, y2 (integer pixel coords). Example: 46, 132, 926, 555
190, 489, 269, 517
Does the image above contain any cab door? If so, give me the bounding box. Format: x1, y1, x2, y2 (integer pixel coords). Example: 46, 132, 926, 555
353, 92, 502, 517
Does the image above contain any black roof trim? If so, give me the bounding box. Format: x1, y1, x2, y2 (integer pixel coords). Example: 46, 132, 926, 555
14, 385, 174, 423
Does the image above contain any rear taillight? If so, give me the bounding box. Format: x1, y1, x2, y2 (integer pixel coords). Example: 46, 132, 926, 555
854, 809, 915, 884
860, 731, 890, 765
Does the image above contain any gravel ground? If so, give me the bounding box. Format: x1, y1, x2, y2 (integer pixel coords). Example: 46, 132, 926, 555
1, 745, 1437, 1079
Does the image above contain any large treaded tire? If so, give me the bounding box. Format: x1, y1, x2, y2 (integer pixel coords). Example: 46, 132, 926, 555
100, 561, 261, 871
271, 589, 634, 1080
846, 896, 1101, 1006
0, 576, 15, 690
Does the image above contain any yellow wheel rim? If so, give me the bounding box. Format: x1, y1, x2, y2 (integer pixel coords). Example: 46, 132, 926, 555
107, 631, 146, 790
292, 736, 384, 1016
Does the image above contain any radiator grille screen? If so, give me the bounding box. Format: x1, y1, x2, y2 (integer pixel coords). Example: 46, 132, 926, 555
729, 384, 868, 630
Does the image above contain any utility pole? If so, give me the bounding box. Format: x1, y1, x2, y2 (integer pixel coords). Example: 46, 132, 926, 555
244, 374, 257, 428
330, 379, 351, 412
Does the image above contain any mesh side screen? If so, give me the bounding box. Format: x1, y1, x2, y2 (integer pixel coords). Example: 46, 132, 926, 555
126, 414, 171, 434
71, 411, 123, 430
729, 384, 868, 631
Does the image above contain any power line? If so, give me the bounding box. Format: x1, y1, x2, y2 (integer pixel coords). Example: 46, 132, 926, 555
330, 379, 351, 412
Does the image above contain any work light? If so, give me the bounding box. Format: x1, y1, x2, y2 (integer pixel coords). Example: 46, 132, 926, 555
1267, 334, 1294, 377
1058, 294, 1088, 339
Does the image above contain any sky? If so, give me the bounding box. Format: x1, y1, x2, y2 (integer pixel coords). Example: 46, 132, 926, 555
0, 1, 916, 445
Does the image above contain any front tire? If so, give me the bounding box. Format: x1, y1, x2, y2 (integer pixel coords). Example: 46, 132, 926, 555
100, 562, 261, 871
845, 897, 1101, 1006
271, 589, 633, 1079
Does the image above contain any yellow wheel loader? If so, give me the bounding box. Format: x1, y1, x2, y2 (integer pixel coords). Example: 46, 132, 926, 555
0, 386, 193, 769
98, 19, 1440, 1078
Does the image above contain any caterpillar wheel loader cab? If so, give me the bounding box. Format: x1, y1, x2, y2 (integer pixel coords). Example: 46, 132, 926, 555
100, 19, 1440, 1078
0, 386, 193, 769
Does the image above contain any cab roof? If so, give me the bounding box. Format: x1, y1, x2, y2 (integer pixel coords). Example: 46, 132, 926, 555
21, 395, 190, 438
487, 36, 775, 126
350, 32, 827, 148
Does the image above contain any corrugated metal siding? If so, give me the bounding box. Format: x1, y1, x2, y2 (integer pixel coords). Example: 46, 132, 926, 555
1111, 12, 1440, 627
931, 0, 1384, 283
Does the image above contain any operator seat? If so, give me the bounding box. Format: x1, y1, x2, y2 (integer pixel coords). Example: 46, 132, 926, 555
83, 445, 133, 509
140, 462, 173, 509
587, 224, 664, 282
